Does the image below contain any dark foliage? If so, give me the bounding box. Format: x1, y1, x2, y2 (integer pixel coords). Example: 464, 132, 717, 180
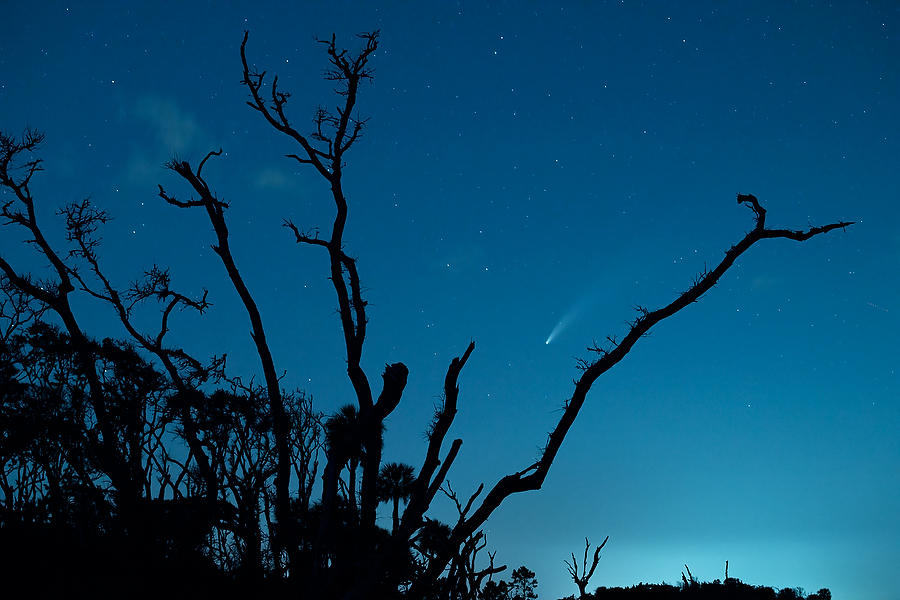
579, 578, 831, 600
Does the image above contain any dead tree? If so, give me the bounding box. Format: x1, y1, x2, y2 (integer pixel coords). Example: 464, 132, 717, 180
233, 31, 852, 597
409, 194, 851, 596
683, 564, 697, 587
239, 29, 409, 584
0, 129, 324, 578
440, 482, 507, 600
60, 198, 221, 510
565, 536, 609, 599
157, 148, 300, 568
0, 131, 151, 520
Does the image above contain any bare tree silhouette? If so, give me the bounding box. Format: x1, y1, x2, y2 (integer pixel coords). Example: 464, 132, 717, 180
565, 536, 609, 599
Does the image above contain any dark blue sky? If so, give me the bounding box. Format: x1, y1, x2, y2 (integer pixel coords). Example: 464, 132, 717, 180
2, 2, 898, 598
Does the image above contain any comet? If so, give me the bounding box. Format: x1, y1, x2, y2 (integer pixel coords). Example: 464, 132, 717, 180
544, 290, 599, 346
544, 314, 574, 345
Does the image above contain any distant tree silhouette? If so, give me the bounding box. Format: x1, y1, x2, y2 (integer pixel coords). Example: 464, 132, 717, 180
476, 565, 537, 600
586, 573, 831, 600
481, 579, 510, 600
565, 536, 609, 599
0, 28, 851, 600
509, 566, 539, 600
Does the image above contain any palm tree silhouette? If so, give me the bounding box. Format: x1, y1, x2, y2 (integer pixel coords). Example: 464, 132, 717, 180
325, 404, 363, 516
377, 462, 415, 534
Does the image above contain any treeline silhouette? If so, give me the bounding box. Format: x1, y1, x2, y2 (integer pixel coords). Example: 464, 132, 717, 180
573, 578, 832, 600
0, 27, 850, 600
440, 561, 833, 600
0, 320, 309, 597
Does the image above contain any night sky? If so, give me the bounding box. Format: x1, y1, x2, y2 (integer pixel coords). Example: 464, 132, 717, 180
2, 2, 898, 598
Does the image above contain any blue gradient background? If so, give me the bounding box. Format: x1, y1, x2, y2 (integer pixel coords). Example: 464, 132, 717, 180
1, 2, 897, 598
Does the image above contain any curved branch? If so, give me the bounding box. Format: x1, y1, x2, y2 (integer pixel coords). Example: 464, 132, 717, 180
413, 195, 853, 591
160, 152, 295, 563
240, 32, 333, 181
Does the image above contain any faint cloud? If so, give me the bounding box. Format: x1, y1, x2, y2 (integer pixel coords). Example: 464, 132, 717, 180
123, 153, 164, 186
133, 95, 202, 153
121, 95, 210, 187
750, 275, 777, 290
254, 167, 296, 191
